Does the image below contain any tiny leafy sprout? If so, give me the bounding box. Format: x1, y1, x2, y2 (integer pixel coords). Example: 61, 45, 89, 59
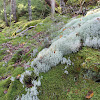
23, 75, 32, 85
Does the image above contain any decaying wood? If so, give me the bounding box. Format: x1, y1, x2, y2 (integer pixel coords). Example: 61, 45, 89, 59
18, 25, 37, 36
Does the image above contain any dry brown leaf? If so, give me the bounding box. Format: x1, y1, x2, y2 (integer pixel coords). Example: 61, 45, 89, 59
60, 35, 63, 38
63, 29, 66, 31
16, 74, 21, 79
85, 91, 94, 99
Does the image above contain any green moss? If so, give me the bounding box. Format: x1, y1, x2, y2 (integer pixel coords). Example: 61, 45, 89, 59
79, 47, 100, 72
26, 67, 34, 71
38, 47, 100, 100
0, 61, 13, 76
64, 47, 100, 72
22, 50, 32, 62
5, 80, 26, 100
0, 66, 6, 76
39, 62, 100, 100
0, 6, 99, 100
12, 67, 24, 77
35, 20, 53, 32
11, 49, 23, 63
14, 20, 27, 28
0, 78, 11, 99
0, 20, 6, 29
3, 79, 11, 89
34, 15, 70, 33
0, 33, 9, 44
22, 20, 41, 30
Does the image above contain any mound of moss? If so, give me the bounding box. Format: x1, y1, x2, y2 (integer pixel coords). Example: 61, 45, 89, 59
39, 47, 100, 100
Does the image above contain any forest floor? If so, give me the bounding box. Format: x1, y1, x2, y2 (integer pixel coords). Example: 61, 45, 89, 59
0, 11, 100, 100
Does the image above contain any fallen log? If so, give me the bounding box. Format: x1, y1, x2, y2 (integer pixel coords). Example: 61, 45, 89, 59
17, 25, 38, 36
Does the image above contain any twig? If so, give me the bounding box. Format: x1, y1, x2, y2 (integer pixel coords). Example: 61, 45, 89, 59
18, 25, 37, 36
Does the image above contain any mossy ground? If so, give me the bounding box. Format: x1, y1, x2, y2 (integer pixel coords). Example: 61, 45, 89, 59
39, 47, 100, 100
0, 13, 100, 100
0, 14, 70, 100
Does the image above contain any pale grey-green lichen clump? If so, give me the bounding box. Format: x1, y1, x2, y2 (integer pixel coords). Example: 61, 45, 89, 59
31, 9, 100, 73
17, 8, 100, 100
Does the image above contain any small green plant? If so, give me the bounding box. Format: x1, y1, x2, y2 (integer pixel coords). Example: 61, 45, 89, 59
23, 75, 32, 85
23, 72, 38, 85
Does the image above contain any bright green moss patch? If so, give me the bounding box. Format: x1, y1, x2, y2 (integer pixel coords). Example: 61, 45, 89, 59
0, 20, 6, 29
38, 47, 100, 100
39, 63, 100, 100
22, 20, 41, 30
0, 33, 9, 44
0, 61, 13, 76
11, 49, 23, 63
79, 47, 100, 72
0, 78, 11, 99
65, 47, 100, 72
0, 66, 6, 76
0, 65, 14, 77
4, 80, 26, 100
35, 15, 70, 33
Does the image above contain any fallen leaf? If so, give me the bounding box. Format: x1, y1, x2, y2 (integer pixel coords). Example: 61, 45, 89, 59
67, 88, 70, 92
67, 88, 70, 94
18, 74, 21, 77
85, 91, 94, 99
16, 74, 21, 79
75, 90, 78, 94
60, 35, 63, 38
63, 29, 66, 31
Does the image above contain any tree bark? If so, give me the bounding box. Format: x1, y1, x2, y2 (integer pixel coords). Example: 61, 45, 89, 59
51, 0, 55, 19
3, 0, 9, 26
28, 0, 32, 21
11, 0, 17, 22
44, 0, 59, 8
